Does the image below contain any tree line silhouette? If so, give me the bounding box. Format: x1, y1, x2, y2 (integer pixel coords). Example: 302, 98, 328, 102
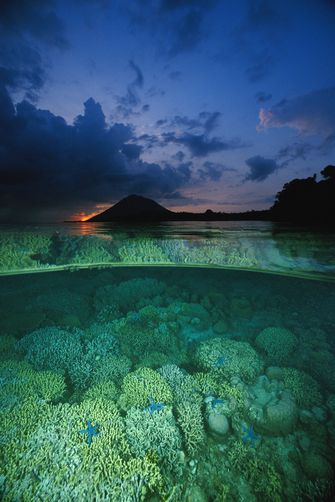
271, 165, 335, 224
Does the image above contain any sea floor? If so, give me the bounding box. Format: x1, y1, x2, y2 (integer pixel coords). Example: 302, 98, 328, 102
0, 266, 335, 501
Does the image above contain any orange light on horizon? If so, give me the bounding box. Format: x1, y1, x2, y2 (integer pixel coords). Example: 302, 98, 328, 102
70, 204, 111, 222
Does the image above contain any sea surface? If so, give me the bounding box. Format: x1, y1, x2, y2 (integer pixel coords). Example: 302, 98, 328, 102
0, 222, 335, 501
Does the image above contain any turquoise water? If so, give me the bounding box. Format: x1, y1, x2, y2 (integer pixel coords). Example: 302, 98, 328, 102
1, 223, 335, 501
1, 221, 335, 280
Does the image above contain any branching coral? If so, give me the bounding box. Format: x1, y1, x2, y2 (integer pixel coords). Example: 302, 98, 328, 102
114, 305, 184, 363
227, 440, 282, 501
82, 380, 118, 402
93, 353, 132, 384
1, 398, 164, 501
176, 399, 205, 456
281, 368, 322, 408
125, 406, 183, 473
94, 277, 166, 314
195, 336, 263, 383
119, 367, 173, 410
0, 360, 66, 408
255, 326, 297, 365
118, 239, 171, 264
16, 326, 84, 373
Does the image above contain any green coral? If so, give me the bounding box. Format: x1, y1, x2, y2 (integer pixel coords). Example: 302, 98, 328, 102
1, 398, 163, 501
16, 326, 83, 373
228, 440, 282, 501
176, 399, 205, 456
281, 368, 322, 408
193, 371, 219, 395
0, 232, 50, 272
94, 277, 166, 314
0, 360, 66, 407
93, 353, 132, 384
118, 239, 171, 264
216, 381, 248, 416
47, 233, 118, 265
255, 326, 298, 364
82, 380, 118, 402
114, 305, 185, 363
119, 367, 173, 410
195, 336, 263, 383
125, 406, 183, 473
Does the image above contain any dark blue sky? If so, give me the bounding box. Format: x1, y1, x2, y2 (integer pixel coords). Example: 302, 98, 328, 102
1, 0, 335, 221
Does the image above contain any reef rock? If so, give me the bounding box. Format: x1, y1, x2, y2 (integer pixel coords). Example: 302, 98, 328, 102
207, 412, 229, 436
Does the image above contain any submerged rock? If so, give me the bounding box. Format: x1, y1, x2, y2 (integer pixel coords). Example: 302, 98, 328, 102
207, 412, 229, 435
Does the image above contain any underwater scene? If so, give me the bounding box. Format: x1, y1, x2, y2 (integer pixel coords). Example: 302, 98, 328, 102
1, 258, 335, 501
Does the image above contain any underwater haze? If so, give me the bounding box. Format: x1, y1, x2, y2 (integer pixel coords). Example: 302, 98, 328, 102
0, 224, 335, 501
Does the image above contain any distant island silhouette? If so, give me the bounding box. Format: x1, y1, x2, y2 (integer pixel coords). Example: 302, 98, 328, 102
86, 165, 335, 224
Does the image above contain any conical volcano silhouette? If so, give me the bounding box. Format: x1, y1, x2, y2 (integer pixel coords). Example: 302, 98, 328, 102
88, 194, 174, 221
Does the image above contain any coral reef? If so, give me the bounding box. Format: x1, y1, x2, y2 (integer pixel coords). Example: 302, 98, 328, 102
176, 399, 205, 456
1, 398, 163, 501
119, 367, 173, 410
255, 326, 298, 365
281, 368, 323, 408
247, 375, 298, 435
94, 277, 166, 314
82, 380, 118, 402
0, 360, 66, 407
16, 326, 84, 373
195, 336, 263, 383
118, 239, 170, 264
227, 440, 283, 501
125, 406, 183, 473
114, 305, 185, 364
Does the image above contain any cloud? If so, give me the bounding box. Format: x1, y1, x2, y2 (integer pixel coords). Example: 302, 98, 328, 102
0, 0, 68, 100
245, 155, 280, 182
0, 0, 68, 49
116, 60, 145, 117
0, 86, 198, 222
162, 131, 244, 157
197, 161, 230, 181
258, 87, 335, 137
169, 111, 221, 133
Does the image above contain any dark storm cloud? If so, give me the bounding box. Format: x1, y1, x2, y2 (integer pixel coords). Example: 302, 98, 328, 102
0, 0, 68, 101
259, 86, 335, 137
255, 91, 272, 103
245, 155, 280, 182
0, 87, 197, 221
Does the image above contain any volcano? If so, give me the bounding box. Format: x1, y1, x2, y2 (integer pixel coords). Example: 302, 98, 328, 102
88, 194, 175, 221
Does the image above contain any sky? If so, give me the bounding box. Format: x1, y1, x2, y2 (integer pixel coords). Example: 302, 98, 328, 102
0, 0, 335, 222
